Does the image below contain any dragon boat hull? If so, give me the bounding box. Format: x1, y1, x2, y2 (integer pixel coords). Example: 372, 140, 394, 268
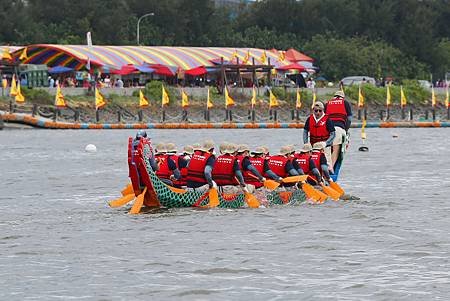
127, 138, 308, 209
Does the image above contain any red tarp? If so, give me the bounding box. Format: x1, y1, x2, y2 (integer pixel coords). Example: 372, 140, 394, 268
148, 64, 175, 76
111, 64, 138, 75
185, 66, 207, 76
285, 48, 314, 62
276, 62, 307, 71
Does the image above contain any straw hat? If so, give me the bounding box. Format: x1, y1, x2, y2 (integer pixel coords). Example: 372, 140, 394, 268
251, 146, 265, 155
334, 90, 345, 98
183, 145, 194, 155
166, 143, 177, 153
192, 143, 202, 151
237, 144, 250, 153
261, 146, 270, 155
155, 143, 167, 154
313, 101, 324, 110
312, 141, 327, 151
219, 142, 229, 154
224, 143, 237, 154
200, 140, 215, 152
300, 143, 312, 153
279, 145, 293, 156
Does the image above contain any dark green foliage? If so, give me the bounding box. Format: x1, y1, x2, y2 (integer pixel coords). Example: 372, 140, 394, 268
1, 0, 449, 80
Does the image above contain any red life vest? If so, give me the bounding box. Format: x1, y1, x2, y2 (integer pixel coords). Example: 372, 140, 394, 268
268, 155, 289, 178
244, 157, 265, 188
235, 155, 246, 170
294, 153, 311, 174
325, 97, 347, 124
212, 154, 237, 186
156, 154, 178, 180
310, 151, 323, 176
309, 114, 331, 145
186, 152, 213, 184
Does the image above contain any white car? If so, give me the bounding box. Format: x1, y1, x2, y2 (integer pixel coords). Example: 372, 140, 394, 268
341, 76, 376, 86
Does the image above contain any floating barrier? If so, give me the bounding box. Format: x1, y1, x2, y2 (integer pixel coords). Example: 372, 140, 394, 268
2, 112, 450, 129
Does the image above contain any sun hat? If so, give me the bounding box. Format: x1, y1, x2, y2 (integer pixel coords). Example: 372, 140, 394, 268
224, 143, 237, 154
155, 143, 167, 154
183, 145, 194, 155
300, 143, 312, 153
251, 146, 265, 155
312, 141, 327, 151
334, 90, 345, 98
219, 142, 229, 154
192, 143, 202, 151
166, 143, 177, 153
314, 101, 324, 110
237, 144, 250, 153
200, 140, 215, 152
279, 145, 293, 156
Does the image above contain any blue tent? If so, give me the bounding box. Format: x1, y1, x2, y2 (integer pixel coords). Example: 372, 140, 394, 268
48, 66, 74, 74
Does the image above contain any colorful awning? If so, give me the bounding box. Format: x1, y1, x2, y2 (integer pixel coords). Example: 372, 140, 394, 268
11, 45, 300, 71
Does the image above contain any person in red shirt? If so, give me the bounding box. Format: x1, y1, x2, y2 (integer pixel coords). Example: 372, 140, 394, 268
303, 101, 336, 173
325, 90, 352, 167
294, 143, 322, 184
186, 140, 217, 192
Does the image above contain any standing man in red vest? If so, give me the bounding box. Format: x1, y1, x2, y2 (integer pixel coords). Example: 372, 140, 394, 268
325, 90, 352, 167
303, 101, 336, 172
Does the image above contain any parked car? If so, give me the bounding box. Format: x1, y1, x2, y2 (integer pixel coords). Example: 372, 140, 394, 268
418, 80, 432, 88
340, 76, 376, 86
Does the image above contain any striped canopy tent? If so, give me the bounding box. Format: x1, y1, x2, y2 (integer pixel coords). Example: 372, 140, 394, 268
1, 46, 22, 53
11, 45, 294, 72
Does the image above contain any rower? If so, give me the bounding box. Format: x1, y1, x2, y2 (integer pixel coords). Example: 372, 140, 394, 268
166, 143, 188, 188
325, 90, 352, 167
268, 145, 299, 186
294, 143, 322, 185
186, 140, 217, 192
235, 144, 266, 185
311, 142, 331, 184
303, 101, 336, 173
212, 143, 246, 193
244, 146, 282, 190
155, 143, 182, 187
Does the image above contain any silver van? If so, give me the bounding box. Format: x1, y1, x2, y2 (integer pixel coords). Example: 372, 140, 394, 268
340, 76, 376, 86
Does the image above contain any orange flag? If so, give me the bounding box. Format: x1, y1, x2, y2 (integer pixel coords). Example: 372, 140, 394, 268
139, 89, 149, 107
55, 84, 67, 108
95, 88, 106, 109
15, 82, 25, 103
181, 89, 189, 108
206, 87, 213, 109
224, 86, 235, 107
269, 89, 279, 108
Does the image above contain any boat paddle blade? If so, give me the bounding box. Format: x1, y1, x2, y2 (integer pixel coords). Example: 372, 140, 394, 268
301, 183, 320, 202
329, 181, 345, 196
109, 193, 135, 208
244, 191, 260, 208
129, 187, 147, 214
282, 175, 308, 183
321, 184, 340, 201
316, 189, 329, 203
208, 187, 219, 208
121, 183, 134, 196
264, 179, 280, 190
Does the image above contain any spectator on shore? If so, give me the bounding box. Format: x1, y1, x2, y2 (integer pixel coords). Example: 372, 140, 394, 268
48, 76, 55, 88
115, 78, 124, 88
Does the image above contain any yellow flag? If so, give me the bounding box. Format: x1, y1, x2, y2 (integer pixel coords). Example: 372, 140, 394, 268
181, 90, 189, 108
445, 88, 449, 108
251, 86, 257, 107
269, 90, 279, 108
225, 86, 235, 107
10, 74, 18, 96
15, 82, 25, 103
358, 85, 364, 108
431, 86, 436, 107
361, 118, 367, 140
2, 78, 7, 89
311, 90, 317, 108
242, 50, 250, 64
162, 85, 170, 106
400, 86, 407, 107
386, 85, 391, 106
278, 50, 285, 62
296, 88, 302, 109
95, 88, 106, 110
207, 87, 213, 109
55, 84, 67, 108
260, 50, 267, 64
19, 48, 28, 61
2, 47, 12, 60
139, 89, 149, 107
229, 49, 238, 62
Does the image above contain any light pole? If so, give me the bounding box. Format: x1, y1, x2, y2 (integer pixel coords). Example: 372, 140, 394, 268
137, 13, 154, 46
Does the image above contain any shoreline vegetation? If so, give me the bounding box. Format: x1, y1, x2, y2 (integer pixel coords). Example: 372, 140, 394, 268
1, 82, 449, 124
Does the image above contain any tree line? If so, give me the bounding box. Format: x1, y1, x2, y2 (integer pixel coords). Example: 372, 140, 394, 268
1, 0, 449, 81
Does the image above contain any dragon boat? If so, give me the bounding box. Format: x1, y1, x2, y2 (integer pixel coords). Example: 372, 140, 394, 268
109, 136, 346, 214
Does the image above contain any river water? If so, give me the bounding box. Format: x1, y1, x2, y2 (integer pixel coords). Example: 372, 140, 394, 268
1, 128, 449, 300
